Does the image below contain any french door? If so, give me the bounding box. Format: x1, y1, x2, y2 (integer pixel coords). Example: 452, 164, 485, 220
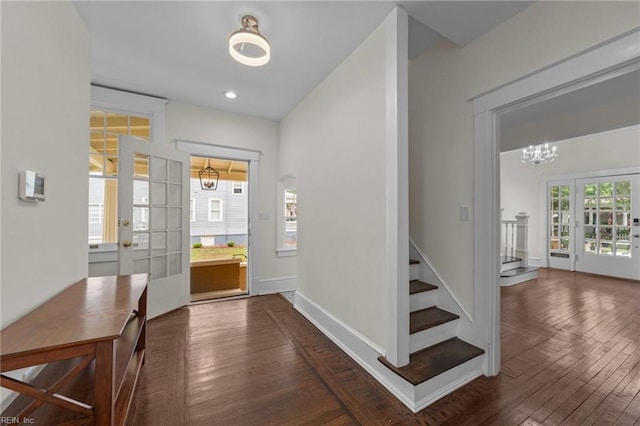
575, 174, 639, 280
547, 181, 574, 270
118, 136, 190, 317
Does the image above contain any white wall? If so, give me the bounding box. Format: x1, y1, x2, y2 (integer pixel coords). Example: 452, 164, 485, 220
501, 125, 640, 261
409, 1, 640, 314
280, 24, 387, 348
1, 1, 90, 326
165, 102, 295, 281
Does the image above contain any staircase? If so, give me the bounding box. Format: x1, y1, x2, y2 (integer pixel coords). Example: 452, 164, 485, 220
378, 258, 485, 407
500, 255, 538, 286
501, 212, 538, 286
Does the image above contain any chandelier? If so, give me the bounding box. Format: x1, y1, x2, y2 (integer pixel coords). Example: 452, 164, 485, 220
199, 159, 220, 190
521, 143, 558, 165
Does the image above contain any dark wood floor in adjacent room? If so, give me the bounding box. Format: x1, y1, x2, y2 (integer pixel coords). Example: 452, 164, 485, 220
127, 269, 640, 425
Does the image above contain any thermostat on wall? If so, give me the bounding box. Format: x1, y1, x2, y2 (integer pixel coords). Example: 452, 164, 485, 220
19, 170, 45, 201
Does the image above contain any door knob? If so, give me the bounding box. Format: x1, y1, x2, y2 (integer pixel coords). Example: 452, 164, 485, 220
122, 240, 132, 248
122, 219, 130, 227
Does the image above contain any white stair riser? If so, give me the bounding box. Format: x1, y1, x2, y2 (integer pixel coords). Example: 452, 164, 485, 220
500, 270, 538, 286
410, 320, 458, 353
413, 355, 484, 411
410, 263, 420, 280
500, 260, 522, 273
410, 291, 437, 313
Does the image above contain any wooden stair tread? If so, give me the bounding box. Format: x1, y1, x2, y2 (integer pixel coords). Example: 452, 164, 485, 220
501, 256, 521, 264
379, 338, 484, 385
410, 307, 459, 334
409, 259, 420, 265
501, 266, 538, 277
410, 280, 437, 294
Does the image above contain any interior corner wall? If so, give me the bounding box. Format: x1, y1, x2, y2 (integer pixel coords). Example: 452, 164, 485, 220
165, 102, 295, 281
500, 125, 640, 262
279, 24, 387, 348
409, 1, 640, 315
1, 1, 90, 326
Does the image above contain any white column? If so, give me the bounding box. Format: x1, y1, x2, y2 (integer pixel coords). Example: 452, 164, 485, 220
515, 212, 529, 267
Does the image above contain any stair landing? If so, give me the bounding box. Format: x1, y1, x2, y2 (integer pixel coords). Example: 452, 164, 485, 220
378, 338, 485, 386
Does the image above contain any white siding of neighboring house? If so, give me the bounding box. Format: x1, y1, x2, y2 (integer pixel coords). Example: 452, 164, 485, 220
190, 178, 248, 245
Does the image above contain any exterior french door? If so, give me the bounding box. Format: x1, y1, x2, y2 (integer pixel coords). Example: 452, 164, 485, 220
576, 174, 639, 280
118, 136, 190, 317
547, 181, 574, 270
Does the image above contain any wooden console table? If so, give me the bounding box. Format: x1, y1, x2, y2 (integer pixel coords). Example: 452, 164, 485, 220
1, 274, 149, 425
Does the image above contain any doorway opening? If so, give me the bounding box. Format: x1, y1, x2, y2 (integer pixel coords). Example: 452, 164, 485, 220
189, 155, 249, 301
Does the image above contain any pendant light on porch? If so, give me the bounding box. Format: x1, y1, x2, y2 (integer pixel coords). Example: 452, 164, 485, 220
199, 159, 220, 190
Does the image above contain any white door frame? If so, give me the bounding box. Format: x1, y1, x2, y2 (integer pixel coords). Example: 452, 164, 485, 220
472, 30, 640, 376
174, 139, 261, 295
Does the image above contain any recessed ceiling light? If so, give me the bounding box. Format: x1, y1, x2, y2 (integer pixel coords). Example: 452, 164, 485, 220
223, 91, 238, 100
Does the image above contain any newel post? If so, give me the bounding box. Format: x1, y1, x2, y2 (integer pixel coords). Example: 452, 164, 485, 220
515, 212, 529, 267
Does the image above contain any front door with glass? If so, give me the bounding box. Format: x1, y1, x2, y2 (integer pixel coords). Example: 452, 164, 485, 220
118, 135, 190, 317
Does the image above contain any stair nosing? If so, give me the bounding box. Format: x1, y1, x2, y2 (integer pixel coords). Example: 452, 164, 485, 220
500, 266, 539, 278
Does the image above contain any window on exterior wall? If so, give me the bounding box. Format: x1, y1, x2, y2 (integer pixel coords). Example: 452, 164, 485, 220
284, 189, 297, 247
232, 182, 244, 195
276, 178, 297, 257
88, 108, 151, 245
208, 199, 223, 222
190, 199, 196, 222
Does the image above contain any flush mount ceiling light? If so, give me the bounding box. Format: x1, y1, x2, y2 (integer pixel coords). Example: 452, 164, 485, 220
229, 15, 270, 67
223, 90, 237, 99
521, 143, 558, 165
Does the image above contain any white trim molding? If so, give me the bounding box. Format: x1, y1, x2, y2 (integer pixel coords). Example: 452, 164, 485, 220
254, 276, 297, 295
294, 291, 416, 410
472, 29, 640, 377
384, 5, 410, 368
174, 139, 261, 296
91, 85, 168, 143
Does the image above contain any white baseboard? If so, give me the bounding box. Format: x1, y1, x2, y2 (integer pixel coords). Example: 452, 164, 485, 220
254, 276, 296, 295
414, 359, 484, 411
293, 292, 419, 411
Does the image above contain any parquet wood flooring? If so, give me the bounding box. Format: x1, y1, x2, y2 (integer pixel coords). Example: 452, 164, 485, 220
127, 269, 640, 425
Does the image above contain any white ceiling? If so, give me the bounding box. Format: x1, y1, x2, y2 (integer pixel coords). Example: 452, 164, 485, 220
74, 1, 534, 121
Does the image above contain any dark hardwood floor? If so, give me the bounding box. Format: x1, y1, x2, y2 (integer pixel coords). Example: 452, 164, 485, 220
127, 269, 640, 425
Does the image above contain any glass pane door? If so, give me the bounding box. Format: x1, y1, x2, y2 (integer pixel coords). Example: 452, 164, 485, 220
576, 174, 639, 280
118, 135, 190, 317
548, 181, 573, 270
